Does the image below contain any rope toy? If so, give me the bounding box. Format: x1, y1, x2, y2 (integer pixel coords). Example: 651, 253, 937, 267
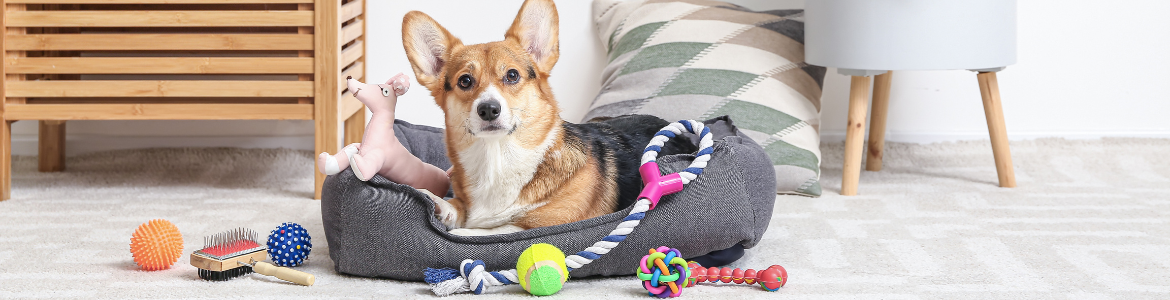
636, 246, 691, 297
423, 120, 715, 296
687, 262, 788, 292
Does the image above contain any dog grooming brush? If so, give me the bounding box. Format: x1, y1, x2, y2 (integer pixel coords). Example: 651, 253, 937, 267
190, 228, 315, 286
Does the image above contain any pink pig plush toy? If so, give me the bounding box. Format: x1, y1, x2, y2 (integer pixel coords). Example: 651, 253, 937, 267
317, 73, 450, 197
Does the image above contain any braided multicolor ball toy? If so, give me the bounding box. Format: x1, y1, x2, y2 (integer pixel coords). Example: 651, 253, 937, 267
687, 262, 787, 292
266, 222, 312, 267
637, 247, 691, 297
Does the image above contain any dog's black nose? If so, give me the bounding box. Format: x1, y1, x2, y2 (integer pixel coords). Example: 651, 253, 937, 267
476, 100, 501, 121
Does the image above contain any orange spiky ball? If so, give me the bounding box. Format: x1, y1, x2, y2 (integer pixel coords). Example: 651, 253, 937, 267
130, 219, 183, 271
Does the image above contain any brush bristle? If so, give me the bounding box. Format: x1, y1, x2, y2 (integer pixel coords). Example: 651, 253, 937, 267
198, 266, 253, 281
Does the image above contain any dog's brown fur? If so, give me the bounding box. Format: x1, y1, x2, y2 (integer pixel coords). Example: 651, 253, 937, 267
403, 0, 622, 232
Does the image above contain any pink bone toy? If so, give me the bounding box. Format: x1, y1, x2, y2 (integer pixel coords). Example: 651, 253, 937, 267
637, 162, 684, 210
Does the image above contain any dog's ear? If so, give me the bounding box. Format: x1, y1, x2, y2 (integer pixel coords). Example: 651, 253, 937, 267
505, 0, 559, 73
402, 11, 461, 91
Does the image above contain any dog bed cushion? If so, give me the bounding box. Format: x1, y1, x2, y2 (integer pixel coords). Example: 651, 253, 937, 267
587, 0, 826, 196
321, 117, 775, 281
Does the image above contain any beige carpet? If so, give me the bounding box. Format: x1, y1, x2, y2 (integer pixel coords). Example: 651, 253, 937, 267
1, 139, 1169, 299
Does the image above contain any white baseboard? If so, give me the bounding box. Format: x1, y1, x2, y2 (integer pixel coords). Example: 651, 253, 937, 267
11, 134, 314, 156
819, 131, 1170, 144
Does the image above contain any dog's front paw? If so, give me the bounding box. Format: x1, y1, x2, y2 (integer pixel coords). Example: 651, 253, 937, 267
419, 189, 458, 228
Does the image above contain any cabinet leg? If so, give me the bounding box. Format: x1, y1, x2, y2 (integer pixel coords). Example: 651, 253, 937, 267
866, 71, 892, 171
38, 120, 66, 172
315, 116, 339, 200
842, 76, 871, 196
977, 72, 1017, 188
1, 120, 10, 201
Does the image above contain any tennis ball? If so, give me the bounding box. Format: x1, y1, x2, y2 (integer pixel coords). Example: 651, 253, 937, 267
516, 243, 568, 296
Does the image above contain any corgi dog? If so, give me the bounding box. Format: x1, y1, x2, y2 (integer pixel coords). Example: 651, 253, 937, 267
402, 0, 695, 236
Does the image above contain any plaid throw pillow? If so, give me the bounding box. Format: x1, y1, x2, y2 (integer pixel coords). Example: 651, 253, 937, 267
588, 0, 826, 196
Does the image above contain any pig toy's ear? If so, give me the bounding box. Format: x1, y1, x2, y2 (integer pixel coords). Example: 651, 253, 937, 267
385, 73, 410, 96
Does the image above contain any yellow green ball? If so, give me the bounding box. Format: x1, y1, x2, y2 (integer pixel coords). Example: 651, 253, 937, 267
516, 243, 569, 296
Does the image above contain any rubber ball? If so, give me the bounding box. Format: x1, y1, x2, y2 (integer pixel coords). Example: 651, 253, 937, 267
130, 219, 183, 271
266, 222, 312, 267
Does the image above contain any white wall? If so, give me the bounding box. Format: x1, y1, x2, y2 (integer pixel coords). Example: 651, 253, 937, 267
23, 0, 1170, 156
372, 0, 801, 128
822, 0, 1170, 142
368, 0, 605, 128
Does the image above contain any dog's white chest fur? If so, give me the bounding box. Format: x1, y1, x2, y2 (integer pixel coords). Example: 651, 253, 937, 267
456, 128, 557, 229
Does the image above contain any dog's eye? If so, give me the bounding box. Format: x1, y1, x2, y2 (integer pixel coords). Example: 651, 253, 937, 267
457, 74, 474, 90
504, 69, 520, 84
380, 87, 391, 97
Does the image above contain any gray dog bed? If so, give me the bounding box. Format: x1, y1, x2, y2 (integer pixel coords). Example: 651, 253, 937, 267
320, 116, 776, 281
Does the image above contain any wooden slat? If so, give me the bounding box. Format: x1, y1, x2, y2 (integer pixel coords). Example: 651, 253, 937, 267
26, 97, 301, 104
7, 80, 313, 97
5, 103, 313, 120
6, 57, 313, 74
340, 19, 362, 45
338, 92, 361, 121
338, 61, 363, 92
7, 10, 313, 27
6, 3, 28, 106
339, 0, 362, 22
340, 40, 362, 69
9, 0, 312, 3
296, 2, 313, 105
7, 34, 313, 51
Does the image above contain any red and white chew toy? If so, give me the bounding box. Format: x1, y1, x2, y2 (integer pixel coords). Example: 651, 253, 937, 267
687, 262, 787, 292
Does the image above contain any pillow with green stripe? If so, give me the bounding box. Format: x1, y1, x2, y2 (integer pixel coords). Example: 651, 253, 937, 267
589, 0, 825, 197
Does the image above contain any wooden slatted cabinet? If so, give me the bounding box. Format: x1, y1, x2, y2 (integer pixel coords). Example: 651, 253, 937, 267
0, 0, 370, 200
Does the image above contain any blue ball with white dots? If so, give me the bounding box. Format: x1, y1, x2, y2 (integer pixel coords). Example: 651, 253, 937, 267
266, 222, 312, 267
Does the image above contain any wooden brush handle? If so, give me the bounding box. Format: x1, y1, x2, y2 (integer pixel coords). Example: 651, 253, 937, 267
253, 261, 315, 286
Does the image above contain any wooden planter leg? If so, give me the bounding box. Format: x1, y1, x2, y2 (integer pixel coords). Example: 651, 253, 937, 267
842, 76, 871, 196
977, 72, 1017, 188
38, 120, 66, 172
866, 71, 892, 171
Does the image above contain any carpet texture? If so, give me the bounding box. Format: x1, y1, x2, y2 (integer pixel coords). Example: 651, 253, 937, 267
1, 139, 1169, 299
